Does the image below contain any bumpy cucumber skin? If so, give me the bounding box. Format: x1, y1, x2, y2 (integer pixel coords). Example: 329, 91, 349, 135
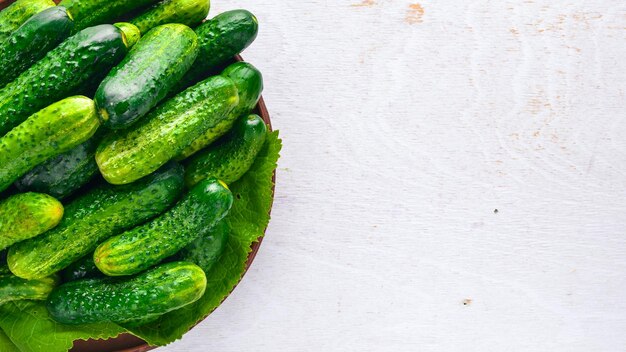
185, 114, 267, 187
0, 6, 74, 89
0, 0, 55, 43
7, 163, 184, 280
96, 75, 239, 185
113, 22, 140, 48
47, 261, 206, 324
0, 193, 63, 251
0, 96, 100, 192
95, 179, 233, 276
131, 0, 210, 35
0, 24, 128, 136
171, 9, 258, 95
176, 219, 229, 273
60, 253, 100, 282
59, 0, 160, 32
178, 61, 264, 160
0, 270, 58, 305
95, 24, 199, 130
15, 132, 103, 200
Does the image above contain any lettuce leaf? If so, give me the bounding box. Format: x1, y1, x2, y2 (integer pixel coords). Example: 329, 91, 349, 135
0, 301, 125, 352
124, 130, 282, 345
0, 328, 20, 352
0, 130, 281, 350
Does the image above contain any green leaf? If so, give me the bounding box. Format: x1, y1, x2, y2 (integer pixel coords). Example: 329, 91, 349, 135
0, 328, 20, 352
125, 130, 282, 345
0, 301, 125, 352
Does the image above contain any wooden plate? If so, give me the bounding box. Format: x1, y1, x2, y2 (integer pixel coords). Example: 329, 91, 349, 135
0, 2, 274, 350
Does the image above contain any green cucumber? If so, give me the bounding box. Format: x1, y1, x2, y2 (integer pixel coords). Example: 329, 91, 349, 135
14, 132, 104, 200
95, 178, 233, 276
75, 23, 139, 98
7, 162, 184, 280
59, 0, 160, 31
171, 9, 259, 94
113, 22, 140, 48
0, 193, 63, 251
220, 62, 264, 122
96, 75, 239, 185
0, 6, 74, 89
0, 96, 100, 192
0, 24, 128, 136
185, 114, 267, 187
176, 219, 229, 273
95, 23, 198, 130
0, 269, 58, 304
178, 61, 263, 159
130, 0, 210, 35
47, 261, 206, 324
60, 254, 100, 282
0, 0, 55, 43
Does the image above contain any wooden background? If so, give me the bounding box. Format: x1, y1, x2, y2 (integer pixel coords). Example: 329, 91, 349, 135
162, 0, 626, 351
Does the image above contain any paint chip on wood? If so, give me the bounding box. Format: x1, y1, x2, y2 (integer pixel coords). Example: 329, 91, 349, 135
406, 3, 424, 24
351, 0, 376, 7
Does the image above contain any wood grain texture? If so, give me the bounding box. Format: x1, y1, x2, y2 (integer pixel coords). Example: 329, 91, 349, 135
162, 0, 626, 351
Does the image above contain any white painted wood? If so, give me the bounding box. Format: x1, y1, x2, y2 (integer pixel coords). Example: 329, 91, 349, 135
162, 1, 626, 351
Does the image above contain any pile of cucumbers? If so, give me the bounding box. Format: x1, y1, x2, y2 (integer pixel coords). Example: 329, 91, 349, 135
0, 0, 269, 326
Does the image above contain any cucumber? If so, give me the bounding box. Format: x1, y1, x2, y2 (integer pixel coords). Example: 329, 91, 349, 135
113, 22, 140, 48
14, 132, 101, 200
60, 254, 100, 282
0, 269, 58, 304
74, 23, 139, 98
176, 219, 229, 273
47, 261, 206, 324
0, 24, 128, 136
130, 0, 210, 35
171, 9, 259, 94
0, 96, 100, 192
14, 131, 104, 200
220, 62, 264, 123
178, 61, 263, 159
59, 0, 160, 31
94, 178, 233, 276
7, 162, 184, 280
95, 24, 198, 130
0, 193, 63, 251
185, 114, 267, 187
0, 6, 74, 89
96, 75, 239, 185
0, 0, 55, 43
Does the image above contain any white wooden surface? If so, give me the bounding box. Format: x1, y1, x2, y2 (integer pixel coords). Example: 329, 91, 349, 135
163, 1, 626, 351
